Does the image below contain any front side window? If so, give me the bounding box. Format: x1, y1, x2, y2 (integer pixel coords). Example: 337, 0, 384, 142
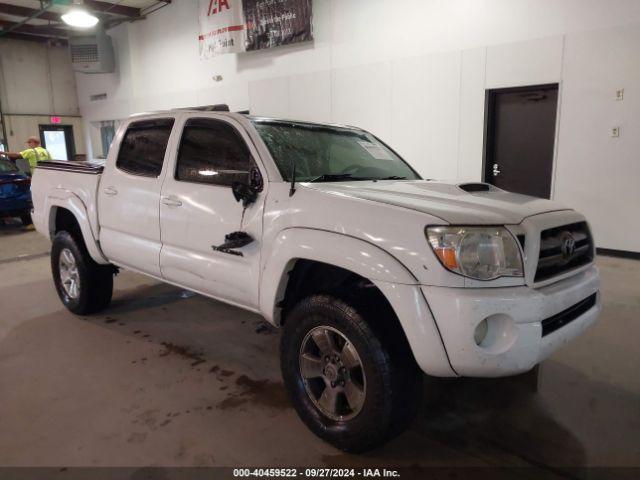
252, 120, 421, 182
176, 118, 254, 187
116, 118, 174, 177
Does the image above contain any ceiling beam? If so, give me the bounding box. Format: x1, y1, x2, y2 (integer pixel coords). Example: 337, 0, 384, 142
84, 0, 141, 18
0, 1, 142, 21
0, 31, 67, 46
0, 19, 69, 38
0, 3, 60, 22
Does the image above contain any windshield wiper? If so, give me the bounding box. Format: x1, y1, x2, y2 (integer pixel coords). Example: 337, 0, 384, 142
308, 173, 357, 183
307, 174, 408, 183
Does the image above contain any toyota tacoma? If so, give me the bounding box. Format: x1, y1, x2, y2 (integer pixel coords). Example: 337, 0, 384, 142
30, 110, 601, 452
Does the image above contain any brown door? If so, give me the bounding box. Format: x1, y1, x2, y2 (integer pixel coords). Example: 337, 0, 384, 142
484, 84, 558, 199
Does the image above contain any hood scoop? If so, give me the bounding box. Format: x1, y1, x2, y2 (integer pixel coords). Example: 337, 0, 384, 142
458, 182, 496, 193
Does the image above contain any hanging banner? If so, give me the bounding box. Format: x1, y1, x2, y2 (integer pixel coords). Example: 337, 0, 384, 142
198, 0, 312, 58
198, 0, 246, 58
243, 0, 313, 51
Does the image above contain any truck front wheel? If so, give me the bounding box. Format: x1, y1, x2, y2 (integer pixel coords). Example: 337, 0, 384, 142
51, 231, 113, 315
280, 294, 422, 453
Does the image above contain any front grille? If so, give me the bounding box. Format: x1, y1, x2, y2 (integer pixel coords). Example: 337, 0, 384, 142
541, 293, 597, 336
535, 221, 593, 282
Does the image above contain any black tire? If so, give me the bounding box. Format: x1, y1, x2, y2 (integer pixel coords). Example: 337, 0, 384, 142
20, 214, 32, 226
280, 294, 422, 453
51, 230, 113, 315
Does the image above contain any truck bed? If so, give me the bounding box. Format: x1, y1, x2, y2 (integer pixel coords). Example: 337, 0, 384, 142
31, 160, 105, 246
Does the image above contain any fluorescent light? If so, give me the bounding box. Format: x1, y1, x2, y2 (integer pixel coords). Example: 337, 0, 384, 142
62, 9, 99, 28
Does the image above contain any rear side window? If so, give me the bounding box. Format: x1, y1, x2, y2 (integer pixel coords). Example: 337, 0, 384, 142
176, 118, 254, 187
116, 118, 174, 177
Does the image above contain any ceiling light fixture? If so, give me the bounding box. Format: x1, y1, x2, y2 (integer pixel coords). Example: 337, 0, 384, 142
62, 0, 99, 28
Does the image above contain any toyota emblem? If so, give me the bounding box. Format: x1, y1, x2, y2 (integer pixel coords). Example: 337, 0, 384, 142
560, 232, 576, 260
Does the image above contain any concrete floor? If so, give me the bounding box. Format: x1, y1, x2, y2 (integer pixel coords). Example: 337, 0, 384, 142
0, 220, 639, 473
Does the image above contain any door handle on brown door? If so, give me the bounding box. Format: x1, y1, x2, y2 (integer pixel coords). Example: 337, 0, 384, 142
103, 186, 118, 196
161, 195, 182, 207
493, 163, 501, 176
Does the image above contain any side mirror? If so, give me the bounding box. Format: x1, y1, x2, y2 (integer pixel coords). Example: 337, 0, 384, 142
232, 181, 258, 207
231, 167, 262, 207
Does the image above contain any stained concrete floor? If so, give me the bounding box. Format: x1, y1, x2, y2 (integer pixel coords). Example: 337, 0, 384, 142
0, 220, 639, 474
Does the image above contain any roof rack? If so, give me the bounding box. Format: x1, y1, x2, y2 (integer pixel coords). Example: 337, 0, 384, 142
178, 104, 230, 112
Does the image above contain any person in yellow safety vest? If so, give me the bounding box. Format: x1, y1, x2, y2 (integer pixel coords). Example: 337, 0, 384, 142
0, 136, 52, 174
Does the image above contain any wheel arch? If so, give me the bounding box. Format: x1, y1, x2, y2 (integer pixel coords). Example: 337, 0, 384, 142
45, 194, 109, 264
260, 228, 418, 326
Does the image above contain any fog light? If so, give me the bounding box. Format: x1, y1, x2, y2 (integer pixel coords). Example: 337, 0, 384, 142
474, 314, 518, 354
474, 319, 489, 346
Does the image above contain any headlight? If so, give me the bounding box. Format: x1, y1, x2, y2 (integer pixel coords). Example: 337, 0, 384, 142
426, 226, 523, 280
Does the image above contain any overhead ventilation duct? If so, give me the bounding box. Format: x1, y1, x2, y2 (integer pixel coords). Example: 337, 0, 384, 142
69, 29, 115, 74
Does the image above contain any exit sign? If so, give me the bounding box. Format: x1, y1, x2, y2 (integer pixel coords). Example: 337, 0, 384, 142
50, 116, 61, 124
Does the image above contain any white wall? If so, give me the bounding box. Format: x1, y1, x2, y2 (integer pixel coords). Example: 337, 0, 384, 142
3, 115, 86, 157
75, 0, 640, 252
554, 25, 640, 252
0, 39, 85, 154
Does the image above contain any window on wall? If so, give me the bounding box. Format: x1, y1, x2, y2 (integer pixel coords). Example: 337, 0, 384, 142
100, 121, 116, 158
176, 118, 254, 187
116, 118, 174, 177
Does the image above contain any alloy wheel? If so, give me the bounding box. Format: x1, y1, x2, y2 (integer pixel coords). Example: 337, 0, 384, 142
299, 325, 367, 421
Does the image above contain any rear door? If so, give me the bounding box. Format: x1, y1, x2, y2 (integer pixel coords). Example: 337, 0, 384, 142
159, 115, 265, 309
98, 117, 176, 277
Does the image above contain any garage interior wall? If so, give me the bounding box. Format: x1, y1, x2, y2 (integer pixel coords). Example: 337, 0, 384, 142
75, 0, 640, 253
0, 39, 85, 155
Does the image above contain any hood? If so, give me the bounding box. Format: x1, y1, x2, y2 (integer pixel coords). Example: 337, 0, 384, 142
302, 180, 569, 224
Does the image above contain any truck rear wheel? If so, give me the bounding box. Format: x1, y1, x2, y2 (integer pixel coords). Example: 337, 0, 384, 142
51, 231, 113, 315
280, 294, 422, 453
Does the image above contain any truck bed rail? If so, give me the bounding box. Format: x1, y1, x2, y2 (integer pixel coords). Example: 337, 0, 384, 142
37, 160, 104, 175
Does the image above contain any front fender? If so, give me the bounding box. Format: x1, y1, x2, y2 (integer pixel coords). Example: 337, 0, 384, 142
259, 228, 455, 376
260, 228, 418, 323
42, 189, 109, 265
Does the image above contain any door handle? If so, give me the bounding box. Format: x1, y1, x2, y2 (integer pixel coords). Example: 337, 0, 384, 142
492, 163, 501, 176
103, 186, 118, 196
161, 195, 183, 207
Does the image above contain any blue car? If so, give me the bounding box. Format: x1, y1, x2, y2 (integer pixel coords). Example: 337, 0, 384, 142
0, 158, 32, 225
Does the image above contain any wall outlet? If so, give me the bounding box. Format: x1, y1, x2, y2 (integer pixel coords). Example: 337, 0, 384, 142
616, 89, 624, 101
611, 127, 620, 137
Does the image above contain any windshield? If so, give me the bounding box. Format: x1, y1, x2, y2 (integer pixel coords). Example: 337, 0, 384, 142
0, 158, 18, 173
252, 120, 421, 182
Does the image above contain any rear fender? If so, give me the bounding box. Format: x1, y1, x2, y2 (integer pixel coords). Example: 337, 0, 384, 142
43, 189, 109, 264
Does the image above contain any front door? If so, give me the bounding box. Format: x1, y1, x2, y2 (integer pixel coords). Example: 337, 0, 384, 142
484, 84, 559, 199
98, 117, 176, 277
159, 116, 265, 310
39, 125, 75, 160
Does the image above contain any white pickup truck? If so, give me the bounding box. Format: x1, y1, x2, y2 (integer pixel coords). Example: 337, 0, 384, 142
31, 109, 601, 452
